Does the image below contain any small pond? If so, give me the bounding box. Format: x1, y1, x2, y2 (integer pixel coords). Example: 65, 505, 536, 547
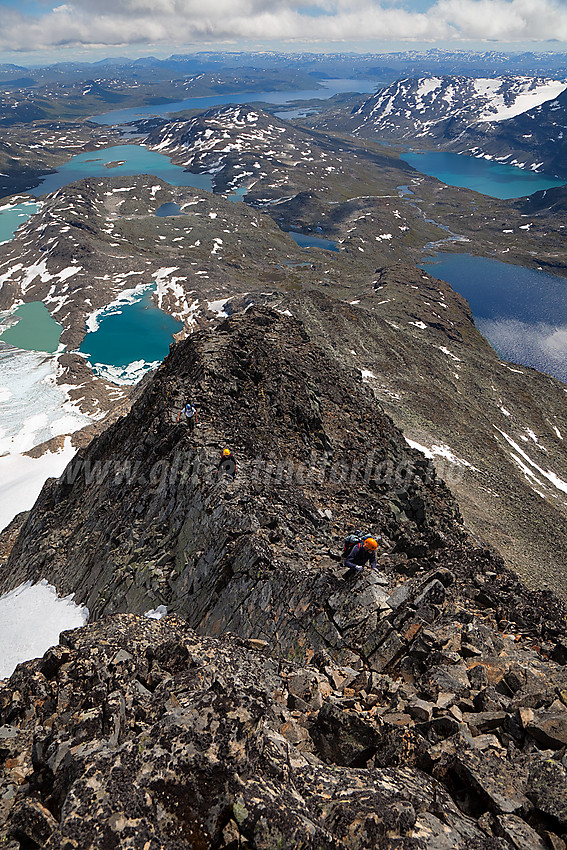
155, 202, 183, 216
0, 201, 40, 244
0, 302, 63, 353
287, 231, 339, 252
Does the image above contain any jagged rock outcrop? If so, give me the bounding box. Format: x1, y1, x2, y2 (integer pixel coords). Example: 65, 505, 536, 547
2, 580, 567, 849
2, 307, 466, 664
3, 308, 567, 847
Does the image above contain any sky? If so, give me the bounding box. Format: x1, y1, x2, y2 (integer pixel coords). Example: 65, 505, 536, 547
0, 0, 567, 65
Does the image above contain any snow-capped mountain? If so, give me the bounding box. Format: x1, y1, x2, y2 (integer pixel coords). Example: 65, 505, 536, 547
353, 75, 566, 140
352, 75, 567, 175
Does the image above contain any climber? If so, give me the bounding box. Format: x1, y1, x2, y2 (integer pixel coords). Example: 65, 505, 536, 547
217, 447, 237, 480
343, 536, 380, 579
177, 400, 198, 431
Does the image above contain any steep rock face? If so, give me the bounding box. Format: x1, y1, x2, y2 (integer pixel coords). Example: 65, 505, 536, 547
2, 307, 467, 668
274, 274, 567, 596
4, 309, 567, 848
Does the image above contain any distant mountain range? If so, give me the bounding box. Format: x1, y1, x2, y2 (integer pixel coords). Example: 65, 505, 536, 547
3, 49, 567, 87
351, 75, 567, 178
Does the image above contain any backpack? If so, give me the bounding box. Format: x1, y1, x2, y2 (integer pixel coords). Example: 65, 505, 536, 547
343, 531, 371, 558
184, 402, 196, 420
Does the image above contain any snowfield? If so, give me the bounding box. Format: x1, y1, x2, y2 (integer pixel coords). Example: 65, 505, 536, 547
0, 580, 89, 680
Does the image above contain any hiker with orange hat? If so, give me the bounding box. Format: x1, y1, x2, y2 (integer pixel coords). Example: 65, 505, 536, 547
343, 535, 380, 577
217, 447, 237, 479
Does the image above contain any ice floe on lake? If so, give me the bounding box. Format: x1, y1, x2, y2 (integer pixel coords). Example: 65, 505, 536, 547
0, 345, 92, 456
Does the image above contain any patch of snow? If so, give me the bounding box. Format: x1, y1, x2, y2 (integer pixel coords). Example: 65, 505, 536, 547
0, 350, 92, 456
0, 579, 89, 679
90, 359, 160, 386
406, 438, 433, 459
207, 297, 232, 318
479, 79, 567, 122
145, 605, 168, 620
496, 427, 567, 495
0, 436, 77, 532
439, 346, 461, 362
406, 438, 478, 470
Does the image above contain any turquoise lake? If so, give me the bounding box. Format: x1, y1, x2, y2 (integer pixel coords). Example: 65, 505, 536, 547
420, 253, 567, 383
30, 145, 213, 197
92, 79, 379, 125
0, 201, 39, 243
401, 151, 566, 199
79, 285, 183, 383
0, 302, 62, 353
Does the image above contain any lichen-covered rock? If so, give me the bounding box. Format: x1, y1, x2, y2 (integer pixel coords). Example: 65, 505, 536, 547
0, 615, 501, 849
2, 310, 567, 847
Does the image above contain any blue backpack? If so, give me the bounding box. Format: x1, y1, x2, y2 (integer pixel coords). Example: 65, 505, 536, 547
343, 531, 372, 558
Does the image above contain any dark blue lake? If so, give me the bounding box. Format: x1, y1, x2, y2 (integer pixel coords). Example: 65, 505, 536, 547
420, 253, 567, 382
288, 232, 339, 252
79, 285, 183, 384
402, 151, 565, 199
92, 79, 379, 125
29, 145, 213, 197
155, 202, 182, 216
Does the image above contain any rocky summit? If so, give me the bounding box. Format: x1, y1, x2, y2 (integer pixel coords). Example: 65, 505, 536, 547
3, 308, 567, 848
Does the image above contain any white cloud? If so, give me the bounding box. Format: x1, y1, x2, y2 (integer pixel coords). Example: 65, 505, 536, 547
476, 317, 567, 383
3, 0, 567, 51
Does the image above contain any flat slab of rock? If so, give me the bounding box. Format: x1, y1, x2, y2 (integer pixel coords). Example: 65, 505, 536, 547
527, 758, 567, 827
452, 749, 530, 815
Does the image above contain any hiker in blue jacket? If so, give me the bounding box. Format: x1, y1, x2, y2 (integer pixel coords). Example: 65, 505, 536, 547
344, 537, 379, 578
177, 401, 197, 431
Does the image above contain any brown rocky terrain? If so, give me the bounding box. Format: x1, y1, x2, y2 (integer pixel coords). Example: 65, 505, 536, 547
2, 310, 567, 848
271, 275, 567, 597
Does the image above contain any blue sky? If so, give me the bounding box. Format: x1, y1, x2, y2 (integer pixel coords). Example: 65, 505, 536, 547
1, 0, 566, 65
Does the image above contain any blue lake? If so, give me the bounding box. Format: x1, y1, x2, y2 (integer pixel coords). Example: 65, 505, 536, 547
155, 202, 182, 216
288, 231, 339, 252
420, 253, 567, 382
92, 79, 379, 125
29, 145, 213, 197
79, 284, 183, 384
0, 201, 39, 243
401, 151, 566, 200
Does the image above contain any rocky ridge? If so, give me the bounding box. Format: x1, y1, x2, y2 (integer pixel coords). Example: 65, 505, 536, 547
272, 274, 567, 596
1, 147, 567, 589
3, 310, 567, 847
